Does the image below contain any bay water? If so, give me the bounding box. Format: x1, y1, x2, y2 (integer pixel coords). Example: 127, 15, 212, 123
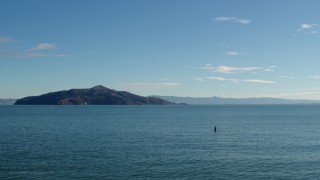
1, 105, 320, 179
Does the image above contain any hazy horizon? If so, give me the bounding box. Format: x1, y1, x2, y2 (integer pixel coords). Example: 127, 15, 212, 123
2, 0, 320, 100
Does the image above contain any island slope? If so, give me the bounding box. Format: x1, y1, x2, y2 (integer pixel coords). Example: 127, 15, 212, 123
15, 85, 174, 105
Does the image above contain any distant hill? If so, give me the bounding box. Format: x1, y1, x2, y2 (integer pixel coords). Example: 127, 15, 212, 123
155, 96, 320, 105
0, 99, 16, 105
15, 85, 174, 105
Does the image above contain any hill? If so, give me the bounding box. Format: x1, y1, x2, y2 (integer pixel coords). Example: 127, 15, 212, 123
15, 85, 174, 105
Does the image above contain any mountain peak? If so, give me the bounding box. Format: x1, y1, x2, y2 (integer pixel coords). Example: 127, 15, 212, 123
91, 85, 108, 90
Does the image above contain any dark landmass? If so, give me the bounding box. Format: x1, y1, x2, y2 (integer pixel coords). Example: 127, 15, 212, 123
15, 85, 174, 105
0, 99, 17, 105
155, 96, 320, 105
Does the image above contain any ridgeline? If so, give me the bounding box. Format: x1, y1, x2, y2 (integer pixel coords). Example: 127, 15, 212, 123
15, 85, 174, 105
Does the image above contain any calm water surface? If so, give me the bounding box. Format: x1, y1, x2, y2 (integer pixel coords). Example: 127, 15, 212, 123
1, 105, 320, 179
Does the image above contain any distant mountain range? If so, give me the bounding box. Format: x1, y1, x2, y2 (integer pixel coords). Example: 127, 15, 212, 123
155, 96, 320, 105
0, 99, 16, 105
14, 85, 174, 105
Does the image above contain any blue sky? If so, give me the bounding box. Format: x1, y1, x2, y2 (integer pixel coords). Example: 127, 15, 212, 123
1, 0, 320, 99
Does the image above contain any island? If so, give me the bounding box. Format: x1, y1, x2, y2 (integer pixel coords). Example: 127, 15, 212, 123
14, 85, 174, 105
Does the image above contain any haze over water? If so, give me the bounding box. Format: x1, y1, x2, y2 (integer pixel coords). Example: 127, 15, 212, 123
1, 105, 320, 179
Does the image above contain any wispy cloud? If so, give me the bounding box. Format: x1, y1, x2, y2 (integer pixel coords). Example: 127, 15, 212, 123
10, 43, 55, 58
201, 64, 261, 74
215, 16, 251, 24
236, 19, 251, 24
206, 76, 237, 82
264, 66, 277, 72
0, 36, 14, 43
299, 23, 320, 34
121, 83, 179, 89
194, 76, 275, 84
215, 17, 238, 21
193, 76, 238, 83
28, 43, 57, 51
280, 75, 295, 79
224, 51, 243, 56
309, 75, 320, 79
244, 79, 276, 84
200, 64, 278, 74
1, 39, 70, 59
301, 24, 317, 30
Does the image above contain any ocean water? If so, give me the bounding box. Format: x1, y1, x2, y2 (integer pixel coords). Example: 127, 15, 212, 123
1, 105, 320, 179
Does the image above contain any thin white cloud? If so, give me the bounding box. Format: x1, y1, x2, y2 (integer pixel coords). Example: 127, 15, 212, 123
0, 36, 14, 43
263, 69, 275, 72
235, 19, 251, 24
193, 76, 276, 84
215, 16, 251, 24
301, 24, 317, 29
28, 43, 57, 51
244, 79, 276, 84
280, 75, 295, 79
193, 76, 236, 83
201, 64, 261, 74
224, 51, 243, 56
264, 66, 278, 72
2, 40, 69, 59
299, 23, 320, 34
309, 75, 320, 79
215, 17, 238, 21
121, 83, 179, 89
201, 64, 278, 74
206, 76, 238, 83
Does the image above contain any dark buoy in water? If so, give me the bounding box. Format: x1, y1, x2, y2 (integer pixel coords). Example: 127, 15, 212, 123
214, 126, 217, 133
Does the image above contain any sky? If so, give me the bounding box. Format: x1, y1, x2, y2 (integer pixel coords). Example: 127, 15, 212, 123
1, 0, 320, 99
